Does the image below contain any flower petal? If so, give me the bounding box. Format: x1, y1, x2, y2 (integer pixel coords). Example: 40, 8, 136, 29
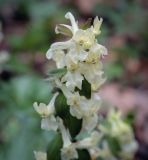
93, 17, 103, 35
41, 116, 58, 131
65, 12, 78, 35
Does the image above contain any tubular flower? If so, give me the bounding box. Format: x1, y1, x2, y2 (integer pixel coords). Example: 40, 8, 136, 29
93, 16, 103, 35
33, 92, 59, 131
33, 12, 137, 160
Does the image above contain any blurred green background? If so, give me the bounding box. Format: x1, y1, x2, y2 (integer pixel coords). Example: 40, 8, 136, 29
0, 0, 148, 160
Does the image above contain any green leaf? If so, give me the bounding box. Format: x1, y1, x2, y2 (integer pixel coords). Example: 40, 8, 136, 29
124, 111, 135, 126
55, 92, 82, 138
107, 136, 121, 157
64, 113, 82, 138
73, 149, 91, 160
76, 78, 91, 99
48, 68, 67, 79
47, 133, 63, 160
77, 149, 91, 160
55, 91, 69, 118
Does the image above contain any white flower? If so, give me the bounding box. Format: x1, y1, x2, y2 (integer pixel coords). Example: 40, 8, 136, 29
80, 62, 105, 91
75, 131, 103, 159
65, 50, 79, 71
80, 93, 101, 132
58, 118, 78, 160
56, 80, 101, 126
60, 49, 86, 92
33, 102, 51, 118
34, 151, 47, 160
93, 16, 103, 35
52, 50, 66, 68
55, 83, 85, 119
46, 12, 107, 93
33, 92, 58, 117
99, 110, 138, 159
67, 92, 85, 119
83, 113, 98, 132
33, 92, 59, 131
76, 131, 103, 159
34, 11, 136, 160
65, 45, 88, 68
76, 131, 102, 149
62, 71, 84, 91
41, 115, 58, 131
80, 62, 102, 81
73, 28, 95, 50
85, 43, 108, 63
78, 48, 89, 62
46, 40, 73, 60
64, 89, 101, 132
100, 110, 133, 138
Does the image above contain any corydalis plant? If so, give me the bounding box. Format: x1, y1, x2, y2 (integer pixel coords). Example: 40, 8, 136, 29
33, 12, 137, 160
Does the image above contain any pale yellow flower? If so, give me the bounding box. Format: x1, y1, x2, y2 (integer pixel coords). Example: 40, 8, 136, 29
93, 16, 103, 35
73, 29, 95, 50
76, 131, 102, 149
33, 92, 59, 131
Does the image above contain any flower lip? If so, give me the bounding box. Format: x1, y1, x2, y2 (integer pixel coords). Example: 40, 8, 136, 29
33, 102, 50, 118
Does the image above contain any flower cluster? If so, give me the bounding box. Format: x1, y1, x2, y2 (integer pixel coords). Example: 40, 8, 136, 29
33, 12, 137, 160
